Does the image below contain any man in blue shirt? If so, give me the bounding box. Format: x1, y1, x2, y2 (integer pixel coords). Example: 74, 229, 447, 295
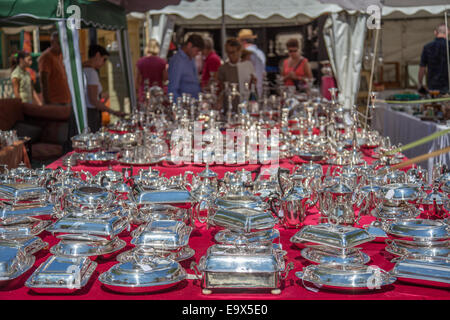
418, 24, 450, 94
168, 34, 205, 100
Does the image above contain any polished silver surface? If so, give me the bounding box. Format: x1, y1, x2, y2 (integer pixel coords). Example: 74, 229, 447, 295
25, 255, 97, 291
301, 245, 371, 265
132, 189, 193, 204
98, 257, 186, 293
48, 213, 129, 239
390, 255, 450, 284
0, 202, 55, 219
0, 236, 48, 256
371, 203, 421, 221
117, 245, 195, 262
78, 151, 117, 164
386, 219, 449, 240
385, 239, 450, 258
0, 216, 52, 239
296, 263, 396, 291
214, 229, 280, 245
65, 185, 114, 209
0, 245, 35, 285
131, 220, 192, 251
50, 235, 126, 258
192, 243, 292, 293
210, 207, 277, 233
0, 183, 48, 202
379, 183, 422, 201
291, 224, 375, 249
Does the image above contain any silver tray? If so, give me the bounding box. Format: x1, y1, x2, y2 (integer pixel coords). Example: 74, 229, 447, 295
25, 255, 97, 292
133, 205, 189, 224
390, 255, 450, 285
0, 183, 48, 202
0, 246, 35, 286
131, 220, 192, 251
132, 189, 194, 204
290, 224, 375, 249
386, 219, 449, 241
98, 258, 186, 293
0, 217, 52, 239
116, 245, 195, 262
296, 263, 396, 291
385, 239, 449, 258
50, 235, 127, 258
214, 229, 280, 245
301, 245, 371, 265
0, 202, 55, 219
210, 207, 277, 233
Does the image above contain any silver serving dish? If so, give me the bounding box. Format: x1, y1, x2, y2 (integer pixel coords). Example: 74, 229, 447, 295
301, 245, 370, 265
71, 132, 102, 151
0, 216, 52, 239
65, 185, 114, 210
209, 207, 277, 233
0, 183, 48, 202
290, 224, 375, 249
390, 255, 450, 285
371, 203, 420, 220
379, 183, 422, 202
0, 246, 35, 286
132, 189, 193, 204
214, 194, 269, 211
48, 213, 129, 239
296, 263, 396, 291
98, 257, 187, 293
385, 239, 449, 258
78, 151, 117, 165
133, 204, 189, 224
117, 245, 195, 263
131, 220, 192, 251
50, 234, 126, 258
191, 244, 293, 295
214, 229, 280, 245
25, 255, 97, 292
386, 219, 449, 240
0, 236, 48, 256
0, 202, 55, 219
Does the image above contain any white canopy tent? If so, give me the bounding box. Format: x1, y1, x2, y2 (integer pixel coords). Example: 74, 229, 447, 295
148, 0, 449, 109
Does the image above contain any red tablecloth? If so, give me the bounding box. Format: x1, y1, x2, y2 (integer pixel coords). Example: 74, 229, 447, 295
1, 153, 448, 300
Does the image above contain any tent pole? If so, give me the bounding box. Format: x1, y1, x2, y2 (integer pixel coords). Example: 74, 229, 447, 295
364, 27, 379, 130
221, 0, 226, 59
445, 10, 450, 93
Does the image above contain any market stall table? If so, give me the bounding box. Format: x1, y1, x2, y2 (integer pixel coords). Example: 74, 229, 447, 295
0, 153, 448, 300
372, 102, 450, 181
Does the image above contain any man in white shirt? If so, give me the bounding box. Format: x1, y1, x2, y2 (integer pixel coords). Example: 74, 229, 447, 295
237, 29, 266, 98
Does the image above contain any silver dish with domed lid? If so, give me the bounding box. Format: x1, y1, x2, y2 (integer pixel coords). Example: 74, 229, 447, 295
25, 255, 97, 293
385, 239, 449, 258
0, 245, 35, 286
390, 255, 450, 285
290, 224, 375, 249
386, 219, 449, 241
50, 234, 126, 258
300, 245, 370, 265
98, 256, 187, 293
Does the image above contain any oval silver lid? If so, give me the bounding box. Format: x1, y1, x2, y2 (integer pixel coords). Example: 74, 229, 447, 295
98, 258, 186, 288
387, 219, 449, 240
301, 246, 370, 265
50, 236, 126, 257
296, 263, 395, 290
69, 185, 111, 204
385, 239, 450, 258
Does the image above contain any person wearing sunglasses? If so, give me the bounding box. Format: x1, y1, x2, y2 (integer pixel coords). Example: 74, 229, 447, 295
280, 38, 312, 91
82, 44, 125, 133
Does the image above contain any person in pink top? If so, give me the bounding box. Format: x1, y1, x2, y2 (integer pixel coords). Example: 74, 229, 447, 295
201, 37, 222, 89
280, 38, 312, 91
135, 39, 168, 102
